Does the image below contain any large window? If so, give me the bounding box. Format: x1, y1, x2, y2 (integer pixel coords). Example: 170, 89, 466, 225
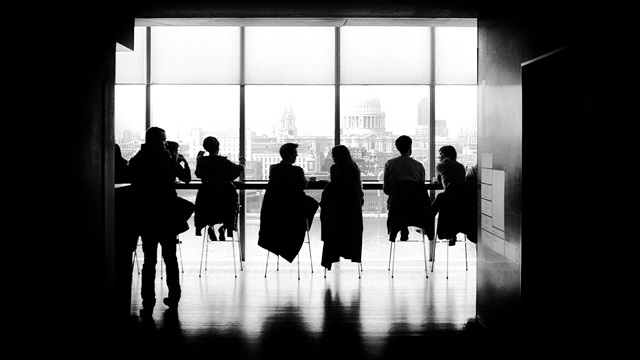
115, 22, 477, 259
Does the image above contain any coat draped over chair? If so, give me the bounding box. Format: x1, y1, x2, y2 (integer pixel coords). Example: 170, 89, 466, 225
194, 180, 238, 237
435, 181, 477, 243
320, 180, 364, 270
258, 162, 319, 263
386, 181, 435, 242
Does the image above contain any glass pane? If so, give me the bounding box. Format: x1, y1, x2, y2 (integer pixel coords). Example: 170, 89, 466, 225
435, 85, 477, 171
151, 27, 241, 84
150, 85, 240, 179
114, 85, 146, 160
245, 27, 335, 84
115, 27, 147, 84
245, 85, 335, 180
340, 27, 431, 85
341, 85, 432, 184
435, 27, 477, 85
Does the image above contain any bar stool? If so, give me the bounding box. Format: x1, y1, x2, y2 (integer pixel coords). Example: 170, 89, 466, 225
264, 219, 314, 280
388, 229, 429, 278
199, 225, 243, 278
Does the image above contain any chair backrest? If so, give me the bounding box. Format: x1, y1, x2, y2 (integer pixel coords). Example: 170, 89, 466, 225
437, 181, 478, 242
194, 181, 239, 233
388, 181, 434, 239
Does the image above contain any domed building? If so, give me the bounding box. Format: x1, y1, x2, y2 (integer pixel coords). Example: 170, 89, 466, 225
341, 93, 396, 157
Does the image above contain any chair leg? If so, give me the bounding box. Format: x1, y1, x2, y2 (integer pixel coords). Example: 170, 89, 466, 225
446, 240, 449, 279
297, 253, 301, 281
277, 255, 280, 271
237, 232, 244, 272
430, 236, 437, 273
178, 238, 184, 273
464, 235, 468, 271
388, 242, 393, 271
231, 231, 238, 278
422, 232, 428, 278
324, 267, 327, 278
199, 227, 207, 277
391, 241, 396, 278
306, 219, 314, 273
357, 262, 361, 279
264, 251, 270, 277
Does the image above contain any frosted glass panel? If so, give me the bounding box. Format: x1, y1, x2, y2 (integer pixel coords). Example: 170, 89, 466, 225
116, 27, 146, 84
151, 27, 240, 84
114, 85, 146, 160
435, 85, 477, 169
341, 27, 431, 85
245, 27, 334, 84
150, 85, 240, 164
435, 27, 477, 84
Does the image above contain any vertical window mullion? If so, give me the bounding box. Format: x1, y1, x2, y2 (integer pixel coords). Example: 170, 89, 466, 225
335, 27, 341, 146
145, 26, 151, 130
429, 27, 436, 181
239, 26, 246, 260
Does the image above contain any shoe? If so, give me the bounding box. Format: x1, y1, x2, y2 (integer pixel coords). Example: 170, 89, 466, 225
139, 307, 153, 318
448, 238, 457, 246
163, 297, 179, 309
207, 226, 217, 241
218, 226, 226, 241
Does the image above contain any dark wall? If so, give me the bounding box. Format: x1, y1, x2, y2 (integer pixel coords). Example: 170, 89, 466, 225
477, 2, 621, 346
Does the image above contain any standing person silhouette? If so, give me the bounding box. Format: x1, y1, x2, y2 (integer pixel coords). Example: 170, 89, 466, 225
129, 127, 186, 317
383, 135, 426, 241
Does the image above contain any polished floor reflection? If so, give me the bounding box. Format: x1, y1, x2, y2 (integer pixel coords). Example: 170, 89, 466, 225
123, 228, 481, 359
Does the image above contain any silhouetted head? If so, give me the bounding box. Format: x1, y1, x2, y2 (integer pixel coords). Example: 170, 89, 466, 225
145, 127, 167, 149
202, 136, 220, 155
279, 143, 298, 163
166, 141, 179, 158
395, 135, 412, 155
331, 145, 352, 165
438, 145, 457, 162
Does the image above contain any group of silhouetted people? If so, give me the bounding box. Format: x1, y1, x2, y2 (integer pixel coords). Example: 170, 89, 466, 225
117, 127, 476, 318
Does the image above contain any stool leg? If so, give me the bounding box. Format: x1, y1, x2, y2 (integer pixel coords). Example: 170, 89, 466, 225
199, 227, 207, 277
277, 255, 280, 271
264, 251, 270, 278
465, 235, 468, 271
422, 232, 428, 278
357, 262, 361, 279
231, 231, 237, 278
237, 232, 243, 271
391, 242, 396, 278
388, 242, 393, 271
446, 240, 449, 279
431, 237, 437, 273
324, 267, 327, 279
306, 219, 313, 273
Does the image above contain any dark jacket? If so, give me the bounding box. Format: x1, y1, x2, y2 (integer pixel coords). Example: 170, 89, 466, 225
129, 144, 192, 236
320, 163, 364, 270
387, 181, 434, 241
258, 161, 319, 263
194, 180, 238, 236
435, 181, 477, 243
196, 155, 244, 182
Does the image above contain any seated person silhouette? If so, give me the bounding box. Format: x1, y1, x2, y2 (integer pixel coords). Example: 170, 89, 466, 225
383, 135, 432, 241
319, 145, 364, 270
166, 140, 191, 184
194, 136, 245, 240
431, 145, 467, 245
258, 143, 319, 263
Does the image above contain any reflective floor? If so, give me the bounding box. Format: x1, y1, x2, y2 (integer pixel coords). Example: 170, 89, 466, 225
121, 224, 481, 359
